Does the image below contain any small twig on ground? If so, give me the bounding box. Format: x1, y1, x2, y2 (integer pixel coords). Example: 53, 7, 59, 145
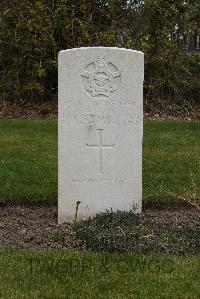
75, 201, 82, 222
178, 196, 200, 212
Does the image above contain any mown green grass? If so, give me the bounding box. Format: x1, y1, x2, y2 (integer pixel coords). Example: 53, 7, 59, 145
0, 119, 199, 203
0, 119, 57, 203
0, 250, 199, 298
143, 119, 200, 202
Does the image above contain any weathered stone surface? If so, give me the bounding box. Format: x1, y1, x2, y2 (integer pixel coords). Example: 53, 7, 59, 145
58, 47, 144, 223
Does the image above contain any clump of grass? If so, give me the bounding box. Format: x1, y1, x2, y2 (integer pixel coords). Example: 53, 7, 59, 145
42, 231, 64, 243
74, 210, 200, 254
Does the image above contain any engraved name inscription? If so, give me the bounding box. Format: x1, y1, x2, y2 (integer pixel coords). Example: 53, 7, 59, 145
60, 113, 141, 125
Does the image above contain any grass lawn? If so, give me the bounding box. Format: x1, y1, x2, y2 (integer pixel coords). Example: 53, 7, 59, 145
143, 119, 200, 203
0, 118, 199, 204
0, 250, 199, 298
0, 119, 57, 203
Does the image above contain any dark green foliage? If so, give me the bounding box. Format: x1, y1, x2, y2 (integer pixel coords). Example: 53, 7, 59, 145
0, 0, 199, 105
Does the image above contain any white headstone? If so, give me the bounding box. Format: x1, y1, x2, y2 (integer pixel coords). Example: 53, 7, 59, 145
58, 47, 144, 223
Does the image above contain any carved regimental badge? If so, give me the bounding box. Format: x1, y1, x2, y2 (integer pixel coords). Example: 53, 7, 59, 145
81, 57, 121, 97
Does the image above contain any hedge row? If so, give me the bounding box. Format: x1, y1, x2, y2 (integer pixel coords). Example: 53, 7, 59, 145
1, 0, 199, 106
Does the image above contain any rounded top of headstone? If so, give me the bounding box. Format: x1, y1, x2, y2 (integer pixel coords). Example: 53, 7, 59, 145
58, 46, 144, 99
59, 46, 144, 56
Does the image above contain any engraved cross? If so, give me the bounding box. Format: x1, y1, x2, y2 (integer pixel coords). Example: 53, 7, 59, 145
86, 129, 114, 175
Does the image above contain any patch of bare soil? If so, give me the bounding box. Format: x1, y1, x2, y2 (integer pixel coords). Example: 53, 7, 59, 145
0, 206, 199, 254
0, 101, 57, 119
144, 100, 200, 120
0, 206, 78, 250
